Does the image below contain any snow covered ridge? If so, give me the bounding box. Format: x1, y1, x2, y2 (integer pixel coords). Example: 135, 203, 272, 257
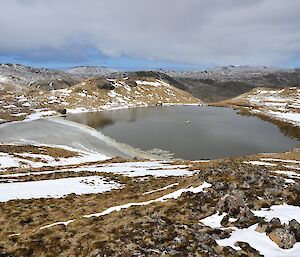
229, 87, 300, 127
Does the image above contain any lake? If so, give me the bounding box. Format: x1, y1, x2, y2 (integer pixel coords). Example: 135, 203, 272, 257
66, 106, 299, 159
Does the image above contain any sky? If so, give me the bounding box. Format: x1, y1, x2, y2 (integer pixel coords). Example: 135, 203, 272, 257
0, 0, 300, 70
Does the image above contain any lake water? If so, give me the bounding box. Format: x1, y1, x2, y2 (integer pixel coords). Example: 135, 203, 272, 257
66, 106, 299, 159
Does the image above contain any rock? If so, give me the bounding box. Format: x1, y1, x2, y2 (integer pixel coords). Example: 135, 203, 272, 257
142, 237, 154, 246
220, 214, 230, 227
89, 249, 102, 257
173, 235, 187, 245
217, 191, 246, 215
268, 228, 296, 249
266, 217, 282, 233
97, 82, 115, 90
222, 246, 238, 256
289, 219, 300, 241
255, 221, 268, 233
241, 181, 250, 189
214, 182, 226, 190
235, 241, 263, 256
235, 209, 260, 228
270, 217, 281, 227
57, 108, 67, 115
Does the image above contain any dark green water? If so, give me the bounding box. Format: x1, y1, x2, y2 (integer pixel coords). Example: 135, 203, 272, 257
66, 106, 299, 159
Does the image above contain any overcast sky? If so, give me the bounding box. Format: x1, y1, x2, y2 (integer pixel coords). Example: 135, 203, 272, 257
0, 0, 300, 70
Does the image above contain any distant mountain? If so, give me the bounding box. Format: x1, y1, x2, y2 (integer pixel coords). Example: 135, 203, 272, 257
1, 64, 300, 103
163, 65, 300, 102
66, 66, 116, 77
0, 64, 117, 92
0, 64, 80, 91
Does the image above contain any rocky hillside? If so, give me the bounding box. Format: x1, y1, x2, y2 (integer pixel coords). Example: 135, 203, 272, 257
164, 66, 300, 102
0, 144, 299, 256
0, 75, 202, 123
213, 87, 300, 136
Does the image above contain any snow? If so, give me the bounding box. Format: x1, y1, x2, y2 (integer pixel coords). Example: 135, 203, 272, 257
84, 182, 211, 218
0, 176, 121, 202
0, 170, 63, 178
0, 144, 110, 171
284, 178, 296, 184
77, 92, 86, 97
40, 219, 75, 230
285, 165, 300, 171
0, 75, 8, 83
0, 153, 20, 168
253, 204, 300, 224
244, 161, 277, 166
272, 170, 300, 179
135, 80, 163, 87
68, 161, 194, 177
16, 96, 28, 102
66, 107, 90, 114
3, 104, 17, 109
11, 113, 28, 117
217, 224, 300, 257
0, 118, 155, 160
26, 110, 57, 121
200, 212, 227, 228
213, 204, 300, 257
0, 161, 193, 178
261, 158, 300, 164
268, 111, 300, 127
240, 87, 300, 127
108, 90, 118, 97
20, 151, 108, 168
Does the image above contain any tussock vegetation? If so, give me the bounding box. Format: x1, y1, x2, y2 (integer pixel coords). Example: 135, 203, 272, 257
0, 152, 299, 256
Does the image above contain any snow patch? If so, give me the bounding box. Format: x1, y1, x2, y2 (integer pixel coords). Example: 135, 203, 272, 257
0, 176, 121, 202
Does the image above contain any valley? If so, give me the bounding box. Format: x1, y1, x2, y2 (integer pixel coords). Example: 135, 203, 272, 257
0, 64, 299, 257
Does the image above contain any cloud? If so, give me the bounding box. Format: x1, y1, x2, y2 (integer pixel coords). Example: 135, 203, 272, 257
0, 0, 299, 66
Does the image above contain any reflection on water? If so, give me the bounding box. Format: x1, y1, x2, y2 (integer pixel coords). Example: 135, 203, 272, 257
66, 106, 299, 159
66, 112, 114, 129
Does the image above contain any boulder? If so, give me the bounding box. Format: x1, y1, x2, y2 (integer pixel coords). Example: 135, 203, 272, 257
97, 82, 115, 90
266, 217, 282, 233
57, 108, 67, 115
217, 191, 246, 215
255, 220, 268, 233
289, 219, 300, 241
268, 228, 296, 249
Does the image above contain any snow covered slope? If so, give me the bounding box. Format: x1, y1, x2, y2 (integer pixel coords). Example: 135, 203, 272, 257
216, 87, 300, 127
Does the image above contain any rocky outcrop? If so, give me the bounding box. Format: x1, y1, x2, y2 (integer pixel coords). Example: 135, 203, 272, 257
256, 217, 300, 249
268, 228, 296, 249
